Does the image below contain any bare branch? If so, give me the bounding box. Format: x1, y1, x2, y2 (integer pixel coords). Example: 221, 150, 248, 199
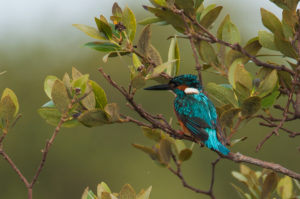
168, 153, 220, 199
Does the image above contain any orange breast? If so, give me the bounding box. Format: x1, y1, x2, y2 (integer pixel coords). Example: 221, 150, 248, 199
178, 119, 192, 136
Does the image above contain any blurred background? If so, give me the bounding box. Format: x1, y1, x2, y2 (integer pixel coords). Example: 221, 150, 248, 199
0, 0, 299, 198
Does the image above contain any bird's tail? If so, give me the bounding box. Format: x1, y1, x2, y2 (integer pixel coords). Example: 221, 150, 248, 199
204, 128, 230, 155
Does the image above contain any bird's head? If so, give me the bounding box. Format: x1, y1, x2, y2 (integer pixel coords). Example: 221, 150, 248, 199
144, 74, 202, 95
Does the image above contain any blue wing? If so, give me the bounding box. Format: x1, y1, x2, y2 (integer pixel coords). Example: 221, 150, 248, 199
174, 93, 214, 140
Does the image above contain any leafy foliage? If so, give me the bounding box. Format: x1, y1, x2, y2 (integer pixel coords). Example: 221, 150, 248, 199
39, 67, 122, 127
133, 127, 193, 166
232, 164, 300, 199
81, 182, 152, 199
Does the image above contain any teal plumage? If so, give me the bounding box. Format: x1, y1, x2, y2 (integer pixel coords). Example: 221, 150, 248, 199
145, 74, 230, 155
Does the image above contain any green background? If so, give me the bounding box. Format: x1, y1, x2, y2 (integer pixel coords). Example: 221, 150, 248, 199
0, 0, 299, 198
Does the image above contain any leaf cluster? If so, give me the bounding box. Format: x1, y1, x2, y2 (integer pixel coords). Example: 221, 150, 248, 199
232, 164, 300, 199
39, 67, 122, 127
133, 127, 193, 167
82, 182, 152, 199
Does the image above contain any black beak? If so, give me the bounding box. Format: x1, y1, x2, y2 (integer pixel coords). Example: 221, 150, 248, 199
144, 84, 170, 91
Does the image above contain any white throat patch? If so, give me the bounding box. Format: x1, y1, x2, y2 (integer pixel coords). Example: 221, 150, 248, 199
184, 87, 199, 94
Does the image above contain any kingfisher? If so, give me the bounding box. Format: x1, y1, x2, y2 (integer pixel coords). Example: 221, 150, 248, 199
144, 74, 230, 155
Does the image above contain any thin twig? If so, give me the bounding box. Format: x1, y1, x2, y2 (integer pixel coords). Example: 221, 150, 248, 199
256, 66, 299, 152
173, 8, 203, 86
29, 95, 80, 191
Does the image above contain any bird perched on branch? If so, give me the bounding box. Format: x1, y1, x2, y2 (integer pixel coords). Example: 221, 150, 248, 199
144, 74, 230, 155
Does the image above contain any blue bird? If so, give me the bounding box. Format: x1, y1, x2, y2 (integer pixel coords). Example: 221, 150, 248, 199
144, 74, 230, 155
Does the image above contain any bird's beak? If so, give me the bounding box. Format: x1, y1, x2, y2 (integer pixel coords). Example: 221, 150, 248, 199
144, 84, 170, 91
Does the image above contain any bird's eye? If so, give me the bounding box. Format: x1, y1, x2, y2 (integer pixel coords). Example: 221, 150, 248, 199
169, 82, 176, 89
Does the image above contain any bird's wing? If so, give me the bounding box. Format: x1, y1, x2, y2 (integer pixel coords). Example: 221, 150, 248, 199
174, 94, 213, 141
178, 115, 209, 141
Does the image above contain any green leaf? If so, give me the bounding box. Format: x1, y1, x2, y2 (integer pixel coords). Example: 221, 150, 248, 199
81, 84, 96, 110
73, 24, 106, 40
137, 24, 151, 58
137, 25, 162, 65
85, 42, 121, 52
261, 172, 278, 199
159, 138, 172, 165
241, 96, 261, 117
62, 73, 72, 94
95, 17, 113, 40
270, 0, 290, 10
194, 0, 204, 9
198, 40, 218, 65
222, 20, 240, 44
148, 60, 176, 78
138, 17, 163, 25
232, 171, 248, 183
206, 82, 238, 107
230, 137, 247, 146
122, 7, 136, 41
89, 80, 107, 109
256, 69, 278, 97
72, 67, 83, 80
101, 192, 112, 199
239, 164, 251, 176
82, 187, 97, 199
261, 8, 282, 33
258, 30, 278, 50
78, 109, 109, 127
38, 107, 80, 127
144, 6, 185, 33
44, 76, 58, 99
234, 63, 252, 92
72, 74, 89, 94
231, 183, 252, 199
166, 37, 180, 76
51, 80, 70, 113
150, 0, 168, 7
104, 103, 120, 122
220, 108, 241, 128
0, 95, 16, 125
274, 31, 297, 58
1, 88, 19, 117
294, 179, 300, 191
132, 53, 143, 69
217, 14, 230, 39
277, 176, 293, 199
228, 60, 252, 93
261, 90, 280, 108
149, 45, 163, 66
199, 6, 222, 28
97, 182, 112, 198
179, 148, 193, 162
120, 184, 136, 199
142, 127, 162, 142
173, 139, 186, 154
132, 143, 158, 160
136, 186, 152, 199
112, 2, 122, 17
174, 0, 195, 17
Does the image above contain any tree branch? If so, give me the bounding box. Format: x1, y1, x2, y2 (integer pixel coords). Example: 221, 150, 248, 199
168, 153, 219, 199
173, 8, 203, 87
98, 68, 300, 181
